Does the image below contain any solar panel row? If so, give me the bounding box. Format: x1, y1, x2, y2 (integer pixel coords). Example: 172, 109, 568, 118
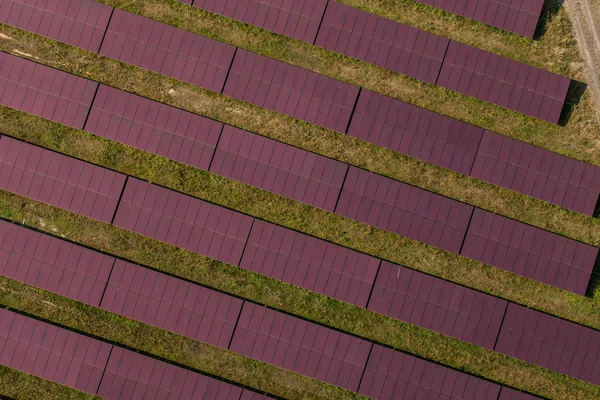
1, 51, 597, 294
413, 0, 545, 38
0, 0, 570, 124
0, 308, 270, 399
193, 0, 544, 40
0, 216, 593, 395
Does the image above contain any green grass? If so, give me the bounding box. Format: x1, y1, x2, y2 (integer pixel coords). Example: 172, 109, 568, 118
0, 279, 363, 400
2, 106, 600, 329
1, 25, 600, 252
0, 193, 598, 400
0, 365, 99, 400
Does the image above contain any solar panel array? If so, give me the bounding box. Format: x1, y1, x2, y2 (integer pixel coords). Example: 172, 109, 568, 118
438, 41, 569, 124
0, 52, 97, 129
413, 0, 545, 38
0, 0, 113, 52
99, 9, 236, 93
348, 90, 484, 175
496, 303, 600, 386
0, 136, 126, 223
315, 1, 449, 84
336, 167, 474, 253
0, 219, 115, 306
222, 49, 360, 133
368, 261, 508, 349
359, 344, 502, 399
86, 85, 224, 171
240, 219, 380, 307
472, 130, 600, 216
210, 126, 349, 211
101, 260, 243, 349
461, 209, 598, 295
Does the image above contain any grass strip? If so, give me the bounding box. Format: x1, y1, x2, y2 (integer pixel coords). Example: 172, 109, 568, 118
0, 193, 598, 400
1, 27, 600, 254
89, 0, 600, 172
0, 365, 99, 400
2, 99, 600, 327
0, 279, 363, 400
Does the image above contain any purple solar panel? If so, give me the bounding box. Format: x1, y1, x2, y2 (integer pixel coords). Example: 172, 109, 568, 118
100, 260, 243, 349
86, 85, 224, 170
0, 52, 97, 129
112, 178, 253, 266
414, 0, 544, 38
222, 49, 360, 133
368, 262, 507, 349
193, 0, 328, 43
461, 209, 597, 294
499, 386, 543, 400
0, 308, 112, 394
0, 0, 113, 52
240, 220, 380, 307
99, 9, 236, 93
495, 303, 600, 385
359, 344, 501, 399
0, 137, 127, 223
314, 1, 449, 84
335, 167, 474, 253
472, 131, 600, 216
437, 41, 570, 124
0, 220, 114, 306
348, 90, 484, 175
229, 302, 372, 391
209, 126, 349, 211
97, 346, 246, 399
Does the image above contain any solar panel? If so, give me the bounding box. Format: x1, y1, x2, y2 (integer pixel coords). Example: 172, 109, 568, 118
0, 0, 113, 52
499, 386, 543, 400
414, 0, 545, 38
0, 137, 127, 223
495, 303, 600, 385
348, 90, 484, 175
86, 85, 224, 171
438, 41, 570, 124
0, 52, 98, 129
100, 9, 236, 93
209, 126, 349, 211
0, 308, 113, 394
472, 131, 600, 216
100, 260, 243, 349
222, 49, 360, 133
229, 302, 372, 391
0, 220, 114, 306
335, 167, 474, 253
193, 0, 328, 43
112, 178, 253, 266
240, 220, 380, 307
359, 344, 502, 399
314, 1, 450, 84
461, 209, 597, 294
368, 261, 507, 349
97, 346, 248, 399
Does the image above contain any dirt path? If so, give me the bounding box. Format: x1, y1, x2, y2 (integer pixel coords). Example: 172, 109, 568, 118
565, 0, 600, 117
